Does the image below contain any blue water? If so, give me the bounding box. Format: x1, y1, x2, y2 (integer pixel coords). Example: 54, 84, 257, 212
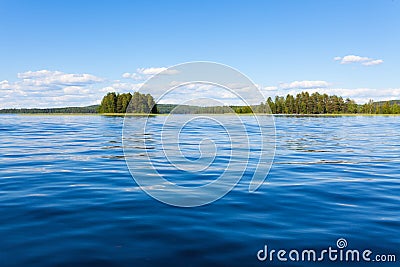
0, 115, 399, 266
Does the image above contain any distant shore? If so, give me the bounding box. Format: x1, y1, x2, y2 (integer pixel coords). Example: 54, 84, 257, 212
3, 113, 400, 117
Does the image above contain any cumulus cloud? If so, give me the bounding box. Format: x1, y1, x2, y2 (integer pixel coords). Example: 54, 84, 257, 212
17, 70, 103, 86
0, 80, 10, 89
262, 86, 278, 92
280, 80, 330, 89
63, 86, 90, 94
334, 55, 384, 66
122, 67, 179, 80
0, 70, 105, 108
362, 59, 384, 66
156, 83, 241, 106
1, 68, 398, 108
137, 67, 179, 75
337, 55, 371, 64
122, 72, 142, 80
100, 82, 144, 93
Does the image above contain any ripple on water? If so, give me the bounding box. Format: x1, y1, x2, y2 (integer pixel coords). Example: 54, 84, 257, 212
0, 115, 399, 266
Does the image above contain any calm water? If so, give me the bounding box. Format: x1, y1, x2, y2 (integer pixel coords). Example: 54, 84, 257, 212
0, 115, 399, 266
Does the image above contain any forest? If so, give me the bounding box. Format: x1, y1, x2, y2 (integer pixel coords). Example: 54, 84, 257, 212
1, 91, 400, 114
262, 92, 400, 114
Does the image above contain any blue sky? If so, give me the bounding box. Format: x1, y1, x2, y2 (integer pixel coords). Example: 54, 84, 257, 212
1, 0, 399, 108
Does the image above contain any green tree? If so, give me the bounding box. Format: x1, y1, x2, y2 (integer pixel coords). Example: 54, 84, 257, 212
116, 93, 132, 113
285, 94, 295, 114
99, 92, 117, 113
392, 103, 400, 114
381, 101, 391, 114
267, 97, 275, 114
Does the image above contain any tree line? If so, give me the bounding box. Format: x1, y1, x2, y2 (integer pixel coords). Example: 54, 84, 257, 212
259, 92, 400, 114
0, 105, 98, 114
98, 92, 157, 113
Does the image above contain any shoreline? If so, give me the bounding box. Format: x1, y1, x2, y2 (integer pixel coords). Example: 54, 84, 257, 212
1, 113, 400, 117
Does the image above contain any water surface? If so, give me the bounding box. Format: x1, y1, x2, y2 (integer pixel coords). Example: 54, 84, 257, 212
0, 115, 399, 266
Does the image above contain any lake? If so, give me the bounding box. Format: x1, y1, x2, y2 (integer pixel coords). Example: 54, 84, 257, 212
0, 115, 399, 266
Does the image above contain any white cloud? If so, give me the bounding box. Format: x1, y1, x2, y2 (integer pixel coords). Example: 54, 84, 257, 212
156, 83, 241, 106
122, 72, 132, 78
0, 70, 105, 108
137, 67, 179, 75
341, 55, 371, 64
334, 55, 384, 66
362, 59, 384, 66
122, 67, 179, 80
122, 72, 143, 80
17, 70, 103, 86
263, 86, 278, 91
280, 80, 330, 89
63, 86, 90, 94
0, 80, 11, 89
100, 82, 144, 93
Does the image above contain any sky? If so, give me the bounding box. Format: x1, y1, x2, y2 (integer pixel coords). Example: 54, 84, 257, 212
1, 0, 400, 108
